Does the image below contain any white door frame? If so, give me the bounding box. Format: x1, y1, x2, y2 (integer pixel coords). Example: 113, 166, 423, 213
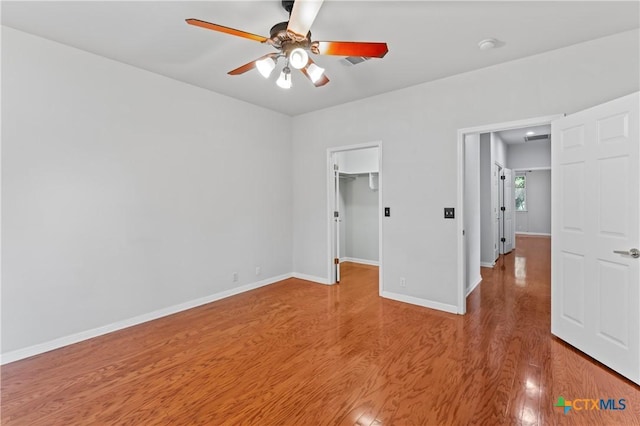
326, 141, 383, 294
495, 162, 503, 260
456, 115, 562, 314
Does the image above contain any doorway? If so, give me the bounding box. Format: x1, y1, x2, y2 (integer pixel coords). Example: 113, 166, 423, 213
457, 115, 561, 314
327, 142, 383, 294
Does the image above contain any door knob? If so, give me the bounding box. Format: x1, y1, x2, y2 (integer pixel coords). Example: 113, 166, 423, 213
613, 248, 640, 258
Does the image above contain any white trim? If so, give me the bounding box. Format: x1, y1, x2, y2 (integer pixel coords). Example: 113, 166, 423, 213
480, 262, 495, 268
466, 275, 483, 297
292, 272, 333, 285
326, 151, 335, 285
1, 273, 292, 365
381, 291, 458, 314
457, 135, 465, 314
516, 232, 551, 237
458, 114, 564, 136
512, 167, 551, 172
457, 114, 563, 316
377, 145, 384, 298
341, 257, 379, 266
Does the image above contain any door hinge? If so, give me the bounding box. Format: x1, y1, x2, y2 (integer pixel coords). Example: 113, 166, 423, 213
333, 164, 339, 171
501, 237, 506, 242
334, 258, 340, 265
334, 211, 339, 218
500, 206, 506, 211
500, 175, 506, 180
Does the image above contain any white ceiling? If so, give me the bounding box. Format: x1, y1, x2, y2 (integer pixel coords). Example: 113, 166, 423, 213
496, 124, 551, 144
2, 1, 638, 116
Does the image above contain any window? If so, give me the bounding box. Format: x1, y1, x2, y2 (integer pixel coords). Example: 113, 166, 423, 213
515, 175, 526, 211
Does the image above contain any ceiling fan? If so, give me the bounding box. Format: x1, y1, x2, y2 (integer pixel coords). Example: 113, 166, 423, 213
186, 0, 388, 89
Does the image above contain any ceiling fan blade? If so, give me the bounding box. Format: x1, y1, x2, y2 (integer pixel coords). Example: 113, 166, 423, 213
228, 53, 278, 75
314, 41, 388, 58
300, 59, 329, 87
186, 18, 268, 43
287, 0, 324, 39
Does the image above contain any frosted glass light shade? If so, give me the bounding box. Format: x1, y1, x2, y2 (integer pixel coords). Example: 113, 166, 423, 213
256, 57, 276, 78
289, 48, 309, 70
276, 68, 292, 89
306, 63, 325, 83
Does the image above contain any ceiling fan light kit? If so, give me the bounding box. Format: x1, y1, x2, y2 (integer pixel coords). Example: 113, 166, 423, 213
256, 56, 277, 78
277, 66, 293, 89
306, 63, 325, 83
289, 48, 309, 69
185, 0, 388, 90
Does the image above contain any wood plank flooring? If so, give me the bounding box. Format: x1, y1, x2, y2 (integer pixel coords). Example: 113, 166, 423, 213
2, 236, 639, 425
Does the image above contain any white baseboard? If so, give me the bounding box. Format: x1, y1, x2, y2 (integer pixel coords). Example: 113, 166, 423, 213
381, 291, 458, 314
480, 262, 495, 268
291, 272, 333, 285
0, 273, 292, 365
516, 232, 551, 237
341, 257, 379, 266
466, 275, 483, 297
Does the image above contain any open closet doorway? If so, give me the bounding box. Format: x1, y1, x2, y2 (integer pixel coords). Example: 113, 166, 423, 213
327, 142, 382, 293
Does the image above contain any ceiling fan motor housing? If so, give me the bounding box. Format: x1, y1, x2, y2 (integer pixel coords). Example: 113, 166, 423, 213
268, 21, 311, 52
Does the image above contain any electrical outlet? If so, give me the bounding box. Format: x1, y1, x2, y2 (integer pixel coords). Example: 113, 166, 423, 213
255, 267, 261, 276
232, 272, 238, 282
400, 277, 406, 287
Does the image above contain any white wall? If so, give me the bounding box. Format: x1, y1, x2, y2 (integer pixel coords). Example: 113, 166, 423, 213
291, 29, 639, 311
479, 133, 495, 265
508, 140, 551, 169
343, 175, 379, 262
337, 147, 379, 174
464, 135, 481, 293
491, 132, 508, 168
1, 28, 293, 355
515, 170, 551, 235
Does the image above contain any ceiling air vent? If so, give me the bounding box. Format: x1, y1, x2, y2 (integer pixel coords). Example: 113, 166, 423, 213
524, 134, 550, 142
341, 56, 371, 66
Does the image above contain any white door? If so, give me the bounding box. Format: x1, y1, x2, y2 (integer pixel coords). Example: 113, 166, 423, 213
334, 166, 341, 283
502, 168, 514, 253
494, 164, 501, 261
552, 92, 640, 384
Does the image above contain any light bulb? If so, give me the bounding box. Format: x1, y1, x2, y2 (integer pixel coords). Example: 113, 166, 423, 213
306, 63, 325, 83
276, 67, 292, 89
256, 57, 276, 78
289, 48, 309, 70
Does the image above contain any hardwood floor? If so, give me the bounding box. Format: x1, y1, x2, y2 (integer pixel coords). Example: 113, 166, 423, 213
2, 236, 639, 425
